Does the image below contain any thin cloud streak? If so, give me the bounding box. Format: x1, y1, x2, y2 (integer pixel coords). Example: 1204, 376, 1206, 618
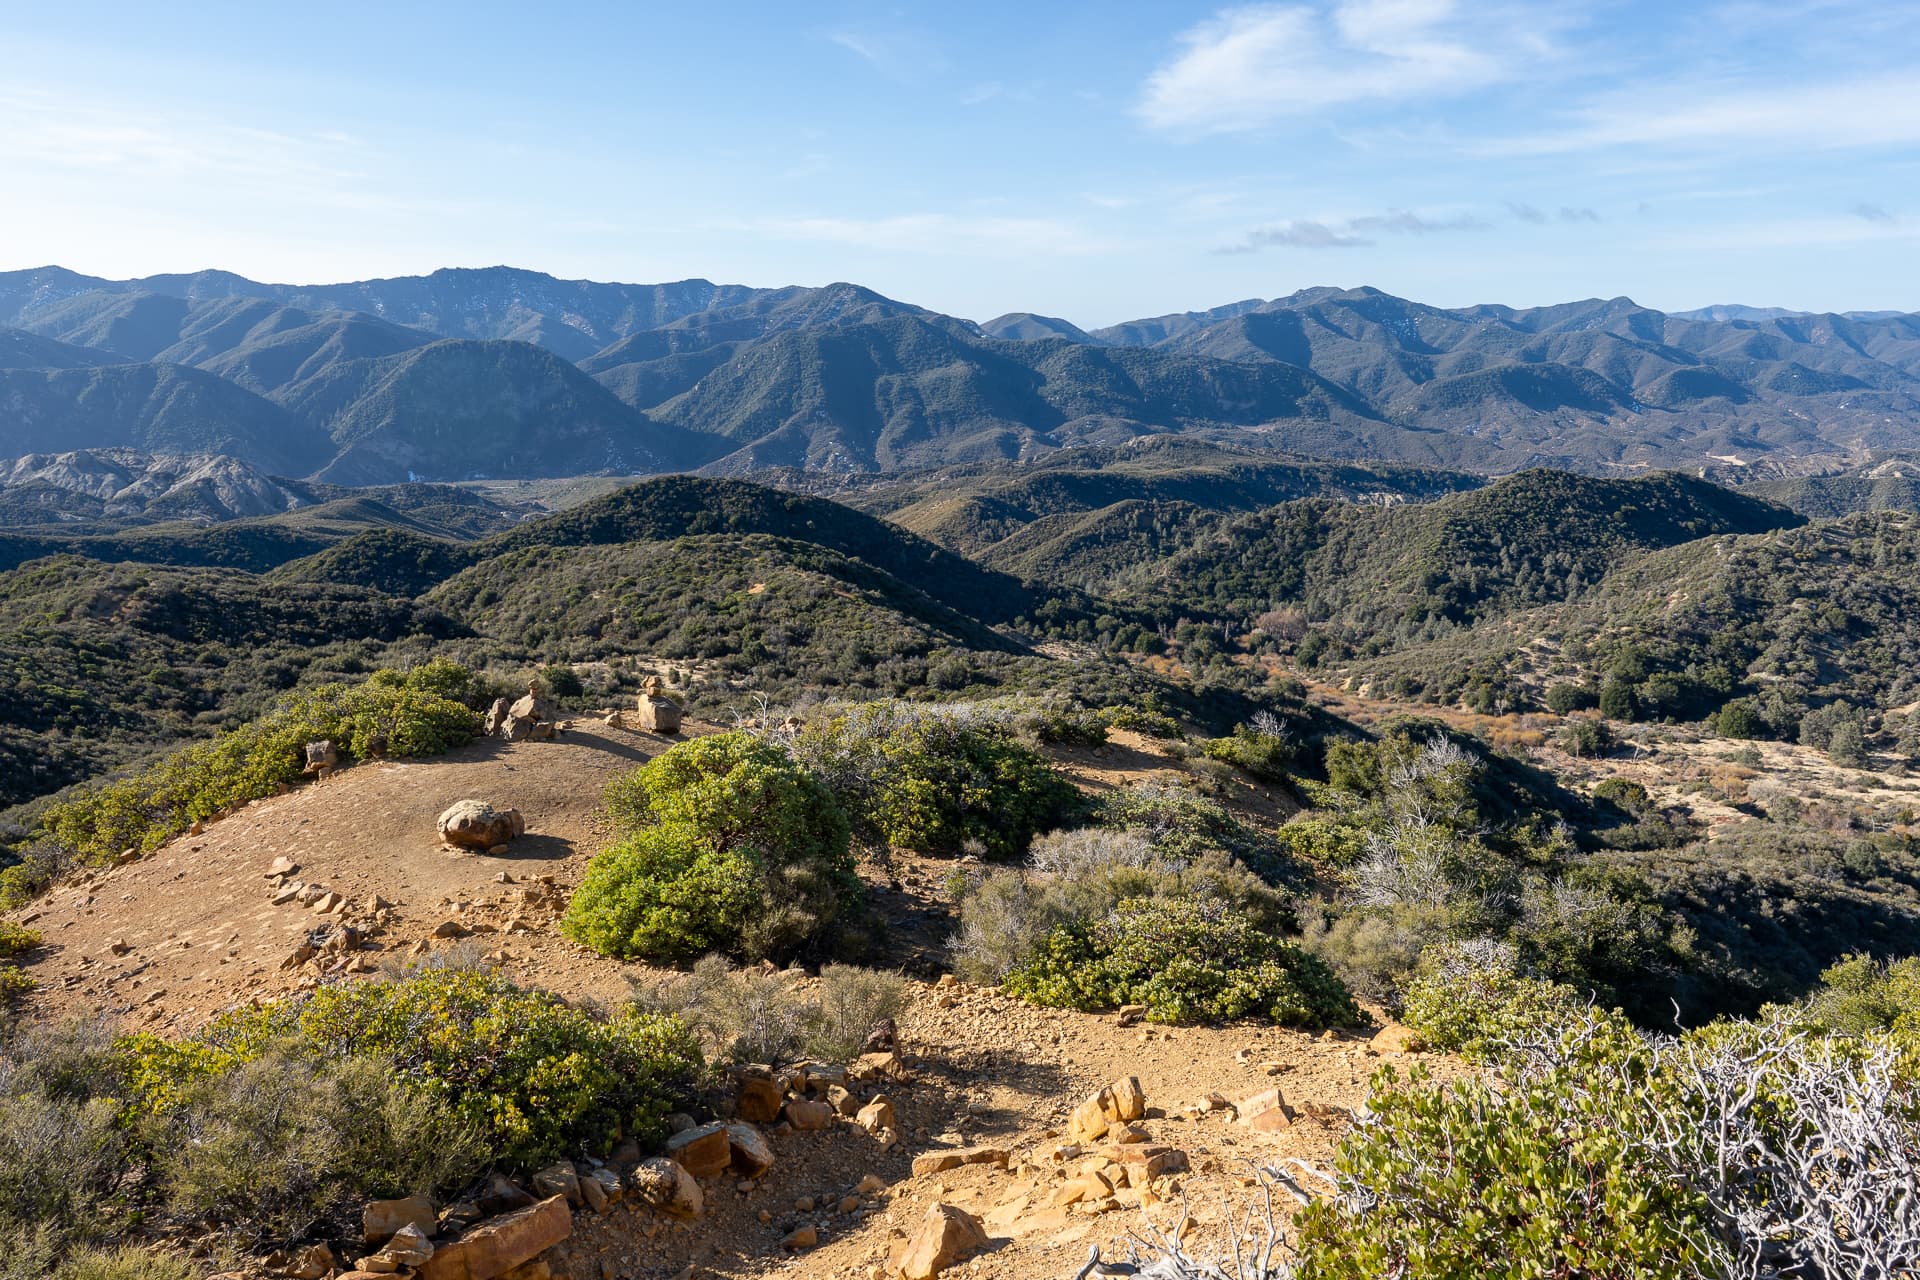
1138, 1, 1571, 134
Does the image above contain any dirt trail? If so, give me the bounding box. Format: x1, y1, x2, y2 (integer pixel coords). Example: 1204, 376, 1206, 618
8, 722, 1439, 1280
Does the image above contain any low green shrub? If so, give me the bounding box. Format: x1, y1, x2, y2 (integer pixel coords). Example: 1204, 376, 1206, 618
123, 969, 703, 1172
793, 704, 1082, 860
43, 1247, 196, 1280
1593, 777, 1653, 815
1399, 944, 1593, 1062
42, 667, 483, 865
1099, 705, 1185, 740
0, 923, 39, 959
567, 734, 861, 962
148, 1050, 487, 1243
1291, 1061, 1726, 1278
1096, 782, 1295, 879
0, 1091, 126, 1249
952, 825, 1288, 985
1275, 814, 1371, 868
1006, 896, 1360, 1027
1202, 724, 1295, 782
0, 965, 33, 1008
638, 955, 906, 1065
1558, 715, 1615, 757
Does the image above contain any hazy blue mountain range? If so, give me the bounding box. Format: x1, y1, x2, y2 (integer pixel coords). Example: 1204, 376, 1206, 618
1, 265, 1918, 484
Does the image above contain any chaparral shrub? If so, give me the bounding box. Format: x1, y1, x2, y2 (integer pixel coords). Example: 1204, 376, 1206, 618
567, 733, 860, 962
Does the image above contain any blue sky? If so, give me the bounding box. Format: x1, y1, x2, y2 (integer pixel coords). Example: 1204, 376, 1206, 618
2, 1, 1916, 325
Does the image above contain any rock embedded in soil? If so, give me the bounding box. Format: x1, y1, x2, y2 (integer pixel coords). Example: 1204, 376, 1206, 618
437, 801, 527, 851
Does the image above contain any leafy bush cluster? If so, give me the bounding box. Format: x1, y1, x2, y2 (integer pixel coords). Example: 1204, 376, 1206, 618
636, 955, 906, 1065
0, 923, 40, 1016
952, 821, 1289, 985
1201, 713, 1298, 782
1284, 964, 1920, 1279
1005, 895, 1360, 1028
36, 664, 484, 869
566, 734, 862, 963
0, 969, 704, 1271
789, 702, 1083, 860
1299, 723, 1688, 1019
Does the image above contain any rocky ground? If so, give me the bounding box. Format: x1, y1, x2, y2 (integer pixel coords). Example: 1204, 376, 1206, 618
7, 717, 1448, 1280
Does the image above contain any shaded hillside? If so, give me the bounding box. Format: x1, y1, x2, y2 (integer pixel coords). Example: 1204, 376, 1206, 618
279, 340, 723, 484
1747, 458, 1920, 517
0, 328, 129, 370
0, 495, 481, 574
820, 439, 1481, 559
0, 364, 331, 475
425, 534, 1027, 687
1348, 511, 1920, 727
271, 527, 472, 597
10, 267, 1920, 477
652, 315, 1379, 472
0, 265, 778, 361
1112, 470, 1801, 636
0, 556, 462, 806
479, 474, 1084, 630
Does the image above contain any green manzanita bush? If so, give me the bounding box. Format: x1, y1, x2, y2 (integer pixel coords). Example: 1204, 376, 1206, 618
798, 705, 1083, 860
1291, 1061, 1729, 1280
121, 970, 703, 1171
1399, 948, 1590, 1063
1006, 896, 1361, 1028
568, 734, 861, 963
42, 667, 483, 865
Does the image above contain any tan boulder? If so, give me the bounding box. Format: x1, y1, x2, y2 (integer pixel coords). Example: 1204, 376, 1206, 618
635, 693, 681, 734
278, 1244, 336, 1280
726, 1122, 776, 1177
1238, 1089, 1293, 1133
361, 1224, 434, 1269
730, 1068, 784, 1124
581, 1166, 621, 1212
855, 1095, 896, 1134
530, 1162, 580, 1206
1108, 1076, 1146, 1122
418, 1195, 570, 1280
438, 801, 526, 851
665, 1123, 732, 1178
1067, 1091, 1111, 1142
890, 1203, 988, 1280
1096, 1143, 1190, 1178
910, 1146, 1009, 1177
627, 1157, 703, 1217
784, 1098, 836, 1131
781, 1225, 818, 1251
303, 739, 340, 779
364, 1195, 436, 1244
849, 1050, 907, 1082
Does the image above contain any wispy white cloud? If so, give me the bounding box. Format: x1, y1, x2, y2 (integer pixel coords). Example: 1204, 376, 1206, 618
740, 213, 1122, 257
825, 25, 947, 81
1483, 73, 1920, 154
1138, 1, 1566, 134
0, 89, 369, 192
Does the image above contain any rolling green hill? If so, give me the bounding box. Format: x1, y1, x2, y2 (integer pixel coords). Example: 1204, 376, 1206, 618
1105, 469, 1802, 637
0, 556, 463, 807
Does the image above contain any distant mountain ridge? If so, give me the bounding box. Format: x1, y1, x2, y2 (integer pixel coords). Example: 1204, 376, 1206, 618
2, 265, 1919, 483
